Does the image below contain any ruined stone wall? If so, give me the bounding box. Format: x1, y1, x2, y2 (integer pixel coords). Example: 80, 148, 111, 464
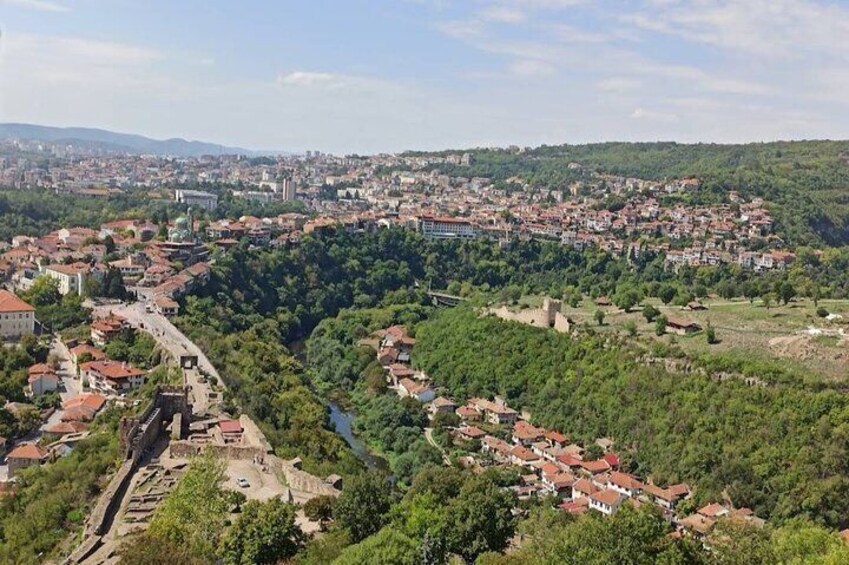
553, 312, 572, 333
486, 298, 571, 334
119, 386, 191, 460
240, 414, 273, 452
267, 455, 340, 497
168, 441, 266, 461
85, 460, 135, 537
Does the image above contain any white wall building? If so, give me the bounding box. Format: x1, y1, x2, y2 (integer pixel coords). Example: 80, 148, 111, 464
0, 290, 35, 337
175, 189, 218, 211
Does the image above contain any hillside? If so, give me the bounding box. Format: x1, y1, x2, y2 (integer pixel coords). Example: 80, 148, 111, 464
0, 123, 269, 157
414, 140, 849, 246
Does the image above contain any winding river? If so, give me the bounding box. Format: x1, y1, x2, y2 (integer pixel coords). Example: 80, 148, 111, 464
328, 401, 390, 471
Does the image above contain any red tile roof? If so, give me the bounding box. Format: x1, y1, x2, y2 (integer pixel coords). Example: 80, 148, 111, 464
0, 290, 34, 313
81, 360, 146, 381
591, 489, 626, 506
219, 419, 243, 434
7, 443, 48, 460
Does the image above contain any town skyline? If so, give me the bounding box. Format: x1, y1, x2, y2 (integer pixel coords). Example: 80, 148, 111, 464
3, 1, 849, 154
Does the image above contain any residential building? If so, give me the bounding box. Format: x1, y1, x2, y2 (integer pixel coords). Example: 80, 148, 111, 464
418, 215, 479, 239
175, 189, 218, 211
41, 263, 90, 296
6, 443, 49, 478
0, 290, 35, 337
80, 360, 146, 394
589, 489, 627, 515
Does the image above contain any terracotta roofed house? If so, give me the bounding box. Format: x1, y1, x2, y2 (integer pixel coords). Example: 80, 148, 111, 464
80, 360, 146, 394
6, 443, 49, 478
0, 290, 35, 337
589, 489, 627, 515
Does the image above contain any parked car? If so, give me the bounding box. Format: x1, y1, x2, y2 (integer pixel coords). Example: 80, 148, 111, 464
236, 477, 250, 488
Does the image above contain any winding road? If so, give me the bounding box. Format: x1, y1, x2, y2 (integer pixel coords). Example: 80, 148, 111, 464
93, 301, 222, 415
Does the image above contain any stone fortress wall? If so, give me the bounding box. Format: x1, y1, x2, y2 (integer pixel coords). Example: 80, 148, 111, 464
487, 297, 572, 333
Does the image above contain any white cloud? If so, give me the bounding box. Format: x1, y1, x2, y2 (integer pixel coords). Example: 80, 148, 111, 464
2, 0, 69, 12
480, 6, 527, 23
624, 0, 849, 60
508, 59, 555, 77
597, 77, 641, 93
630, 107, 679, 122
277, 71, 338, 87
435, 19, 485, 40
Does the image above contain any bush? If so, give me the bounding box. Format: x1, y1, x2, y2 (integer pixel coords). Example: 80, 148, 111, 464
706, 324, 717, 344
655, 315, 667, 336
816, 307, 829, 318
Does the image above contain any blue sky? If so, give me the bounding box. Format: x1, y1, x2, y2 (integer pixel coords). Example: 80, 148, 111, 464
2, 0, 849, 153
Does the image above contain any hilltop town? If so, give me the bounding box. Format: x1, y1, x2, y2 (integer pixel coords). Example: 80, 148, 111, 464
1, 141, 795, 274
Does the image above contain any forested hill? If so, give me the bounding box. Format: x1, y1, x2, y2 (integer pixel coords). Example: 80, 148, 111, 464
413, 306, 849, 529
414, 140, 849, 246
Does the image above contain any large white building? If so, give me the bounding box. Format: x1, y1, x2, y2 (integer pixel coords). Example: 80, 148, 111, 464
282, 178, 296, 201
175, 189, 218, 211
41, 263, 90, 296
0, 290, 35, 338
417, 215, 479, 239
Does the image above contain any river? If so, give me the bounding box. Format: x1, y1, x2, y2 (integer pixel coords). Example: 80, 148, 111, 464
328, 401, 390, 471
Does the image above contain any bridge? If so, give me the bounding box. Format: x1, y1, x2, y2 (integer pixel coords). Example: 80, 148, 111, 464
427, 291, 466, 306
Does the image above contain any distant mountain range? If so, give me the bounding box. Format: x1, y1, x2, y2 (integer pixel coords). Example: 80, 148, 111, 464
0, 123, 277, 157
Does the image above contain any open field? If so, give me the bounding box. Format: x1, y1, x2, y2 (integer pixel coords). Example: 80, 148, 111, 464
508, 296, 849, 383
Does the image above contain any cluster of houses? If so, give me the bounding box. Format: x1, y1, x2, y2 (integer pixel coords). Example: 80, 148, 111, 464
373, 325, 436, 403
365, 322, 756, 538
444, 396, 763, 538
5, 313, 151, 479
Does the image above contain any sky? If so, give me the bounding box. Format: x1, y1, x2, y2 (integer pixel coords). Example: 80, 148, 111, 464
1, 0, 849, 154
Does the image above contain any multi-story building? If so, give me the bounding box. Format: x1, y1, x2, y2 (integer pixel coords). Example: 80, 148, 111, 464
417, 215, 478, 239
175, 189, 218, 211
80, 360, 147, 394
0, 290, 35, 337
41, 262, 90, 296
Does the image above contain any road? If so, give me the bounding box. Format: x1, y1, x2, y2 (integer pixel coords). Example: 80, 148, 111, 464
94, 301, 223, 416
424, 427, 452, 466
41, 337, 83, 431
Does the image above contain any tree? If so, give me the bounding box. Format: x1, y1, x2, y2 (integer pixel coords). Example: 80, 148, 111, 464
146, 455, 229, 560
219, 498, 305, 565
771, 519, 849, 564
642, 304, 660, 323
778, 281, 796, 305
655, 315, 667, 336
303, 495, 336, 531
120, 533, 208, 565
707, 518, 773, 565
613, 287, 641, 312
333, 527, 419, 565
444, 473, 517, 562
102, 234, 117, 254
583, 443, 604, 461
594, 309, 605, 326
761, 293, 774, 310
334, 472, 393, 543
624, 321, 637, 337
100, 266, 129, 299
658, 284, 677, 305
22, 275, 61, 307
706, 323, 717, 344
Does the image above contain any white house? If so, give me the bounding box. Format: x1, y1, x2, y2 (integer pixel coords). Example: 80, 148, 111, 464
0, 290, 35, 337
589, 489, 627, 515
41, 263, 91, 296
80, 360, 146, 394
